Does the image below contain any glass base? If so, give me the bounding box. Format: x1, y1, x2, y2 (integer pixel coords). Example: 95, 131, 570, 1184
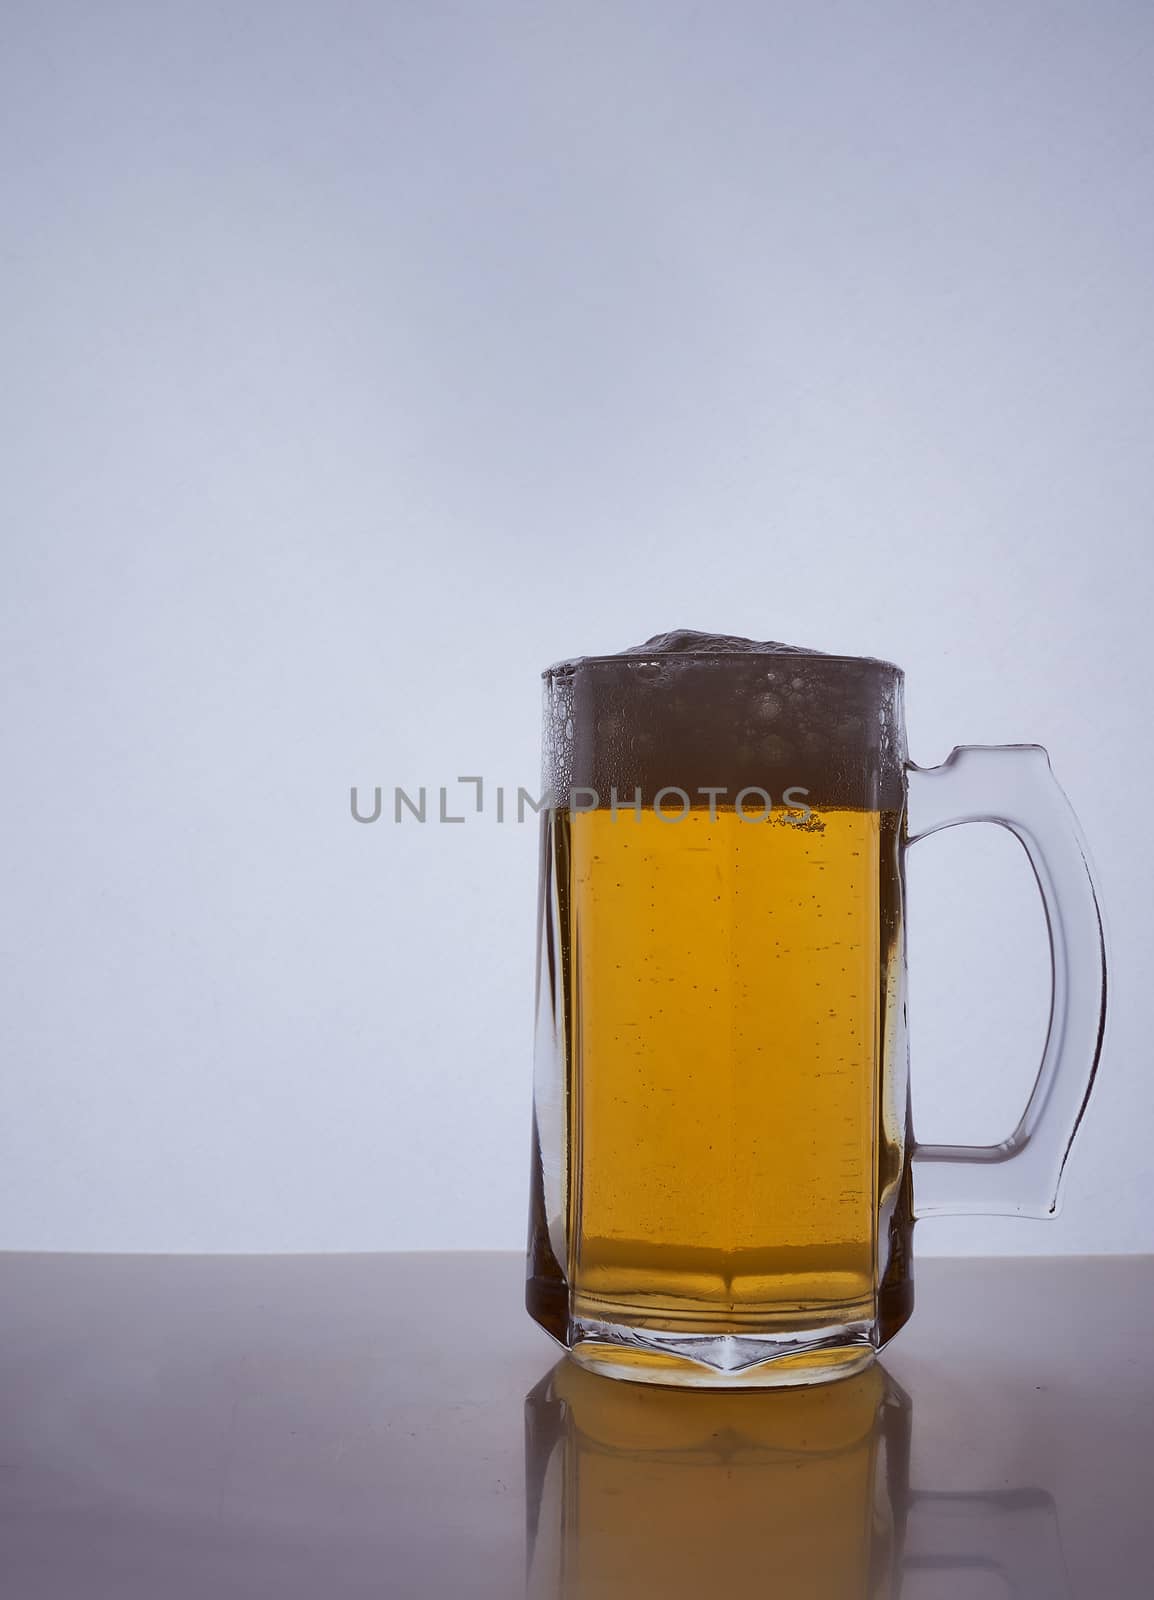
568, 1314, 877, 1389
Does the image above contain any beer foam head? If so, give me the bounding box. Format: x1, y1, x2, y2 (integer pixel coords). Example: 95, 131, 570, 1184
542, 629, 905, 810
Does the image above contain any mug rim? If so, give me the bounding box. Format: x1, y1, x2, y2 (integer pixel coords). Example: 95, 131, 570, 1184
543, 652, 904, 679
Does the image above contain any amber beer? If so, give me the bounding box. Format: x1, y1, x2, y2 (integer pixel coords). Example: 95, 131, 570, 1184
527, 633, 914, 1384
558, 799, 903, 1330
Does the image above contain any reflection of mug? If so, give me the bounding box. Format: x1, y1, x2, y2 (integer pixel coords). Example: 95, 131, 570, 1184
903, 1490, 1071, 1599
525, 1359, 910, 1600
524, 1360, 1072, 1600
527, 633, 1106, 1386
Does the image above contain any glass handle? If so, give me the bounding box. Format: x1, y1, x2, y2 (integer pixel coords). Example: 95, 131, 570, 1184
905, 745, 1107, 1217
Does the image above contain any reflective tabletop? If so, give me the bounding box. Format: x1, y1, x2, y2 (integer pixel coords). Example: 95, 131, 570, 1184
0, 1252, 1149, 1597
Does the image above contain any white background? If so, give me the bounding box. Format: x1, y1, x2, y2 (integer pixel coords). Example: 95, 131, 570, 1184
2, 1, 1151, 1255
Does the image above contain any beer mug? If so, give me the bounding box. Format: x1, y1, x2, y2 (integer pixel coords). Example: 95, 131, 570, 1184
526, 632, 1106, 1387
